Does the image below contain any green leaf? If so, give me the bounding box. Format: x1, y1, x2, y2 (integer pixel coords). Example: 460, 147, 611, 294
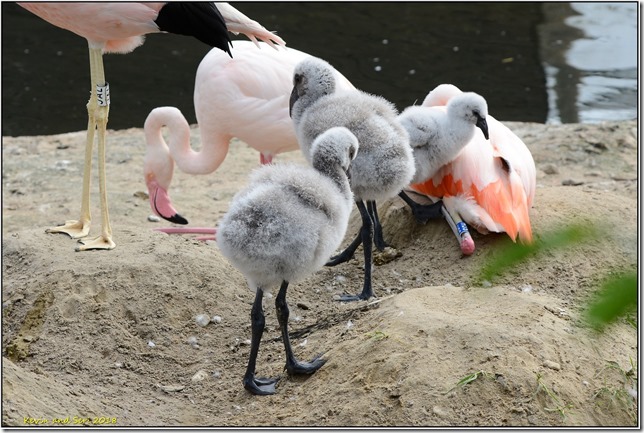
477, 223, 598, 284
585, 271, 637, 331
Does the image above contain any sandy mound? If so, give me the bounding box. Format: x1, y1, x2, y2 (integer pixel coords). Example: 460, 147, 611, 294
2, 120, 637, 426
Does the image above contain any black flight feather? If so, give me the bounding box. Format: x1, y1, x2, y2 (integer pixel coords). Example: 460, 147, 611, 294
155, 2, 233, 57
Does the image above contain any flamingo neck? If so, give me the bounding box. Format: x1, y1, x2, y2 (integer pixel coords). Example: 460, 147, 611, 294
312, 158, 352, 201
145, 107, 229, 176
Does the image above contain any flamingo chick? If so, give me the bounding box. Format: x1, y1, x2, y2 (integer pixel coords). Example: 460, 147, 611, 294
217, 127, 358, 395
401, 84, 536, 254
18, 2, 285, 251
398, 91, 489, 254
290, 57, 416, 302
144, 41, 355, 235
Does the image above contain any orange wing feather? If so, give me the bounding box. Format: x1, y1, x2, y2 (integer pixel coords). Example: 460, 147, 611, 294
410, 103, 535, 243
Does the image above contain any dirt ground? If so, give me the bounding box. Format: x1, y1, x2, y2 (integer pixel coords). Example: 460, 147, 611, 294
2, 119, 638, 427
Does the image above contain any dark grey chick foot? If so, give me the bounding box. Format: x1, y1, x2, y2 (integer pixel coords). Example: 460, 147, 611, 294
398, 191, 444, 224
243, 373, 279, 395
286, 355, 326, 376
336, 292, 372, 302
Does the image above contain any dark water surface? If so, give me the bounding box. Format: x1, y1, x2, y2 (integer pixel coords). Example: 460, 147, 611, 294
1, 2, 637, 137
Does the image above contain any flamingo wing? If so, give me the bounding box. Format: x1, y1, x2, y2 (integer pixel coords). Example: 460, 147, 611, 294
194, 45, 308, 158
195, 44, 354, 158
146, 42, 356, 231
214, 2, 285, 48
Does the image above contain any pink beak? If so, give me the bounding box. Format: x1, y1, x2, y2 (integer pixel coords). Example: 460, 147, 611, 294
147, 178, 188, 225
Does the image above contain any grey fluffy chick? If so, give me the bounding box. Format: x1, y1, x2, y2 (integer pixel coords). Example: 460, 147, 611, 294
217, 126, 358, 396
289, 56, 415, 302
398, 91, 489, 185
394, 91, 489, 226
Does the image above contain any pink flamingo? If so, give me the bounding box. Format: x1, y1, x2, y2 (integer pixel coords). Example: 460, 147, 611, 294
18, 2, 285, 251
404, 84, 536, 255
143, 41, 355, 240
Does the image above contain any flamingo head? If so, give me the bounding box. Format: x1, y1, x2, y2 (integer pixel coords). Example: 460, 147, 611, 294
447, 92, 490, 140
146, 175, 188, 225
290, 57, 336, 120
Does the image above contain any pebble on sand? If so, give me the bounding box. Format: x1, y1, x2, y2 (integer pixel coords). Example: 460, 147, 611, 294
195, 314, 210, 327
191, 370, 209, 382
543, 360, 561, 371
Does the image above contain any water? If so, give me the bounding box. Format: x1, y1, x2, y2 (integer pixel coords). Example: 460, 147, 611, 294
539, 2, 638, 124
1, 2, 638, 137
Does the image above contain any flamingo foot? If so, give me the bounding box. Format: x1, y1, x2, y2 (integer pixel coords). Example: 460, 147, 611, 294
285, 354, 326, 376
46, 219, 90, 239
243, 373, 279, 396
336, 278, 374, 302
75, 234, 115, 251
336, 292, 371, 302
398, 191, 443, 224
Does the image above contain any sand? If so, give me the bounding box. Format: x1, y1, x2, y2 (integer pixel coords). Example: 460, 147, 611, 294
2, 119, 637, 427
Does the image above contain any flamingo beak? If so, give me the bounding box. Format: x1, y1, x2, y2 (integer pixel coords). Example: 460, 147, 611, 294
476, 115, 489, 140
146, 178, 189, 225
289, 86, 299, 118
345, 161, 353, 182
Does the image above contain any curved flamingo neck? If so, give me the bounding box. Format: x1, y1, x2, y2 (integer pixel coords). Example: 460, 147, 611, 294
144, 107, 229, 176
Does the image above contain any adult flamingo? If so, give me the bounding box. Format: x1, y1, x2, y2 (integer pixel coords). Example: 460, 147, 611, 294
143, 41, 355, 237
404, 84, 536, 255
18, 2, 285, 251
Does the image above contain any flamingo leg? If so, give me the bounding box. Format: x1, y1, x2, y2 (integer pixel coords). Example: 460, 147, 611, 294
368, 201, 389, 251
75, 45, 115, 251
243, 288, 279, 395
440, 205, 475, 256
326, 231, 361, 266
45, 48, 103, 241
275, 281, 326, 375
260, 153, 273, 165
326, 200, 383, 266
337, 200, 375, 302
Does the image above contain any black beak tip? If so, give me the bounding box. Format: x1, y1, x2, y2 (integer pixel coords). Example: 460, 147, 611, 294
164, 213, 189, 225
289, 86, 300, 119
476, 117, 489, 140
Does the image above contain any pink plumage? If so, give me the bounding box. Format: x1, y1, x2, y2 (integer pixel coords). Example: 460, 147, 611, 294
144, 41, 355, 228
18, 2, 285, 250
19, 3, 162, 53
411, 84, 536, 247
